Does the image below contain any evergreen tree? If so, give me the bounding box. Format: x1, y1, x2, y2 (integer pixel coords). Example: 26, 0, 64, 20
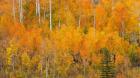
100, 48, 116, 78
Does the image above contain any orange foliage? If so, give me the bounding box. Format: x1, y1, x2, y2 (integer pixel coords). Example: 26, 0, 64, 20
101, 0, 112, 4
113, 2, 128, 24
80, 0, 93, 16
8, 23, 25, 38
96, 5, 107, 30
19, 28, 42, 51
92, 54, 102, 64
80, 38, 88, 57
115, 53, 124, 64
0, 0, 140, 77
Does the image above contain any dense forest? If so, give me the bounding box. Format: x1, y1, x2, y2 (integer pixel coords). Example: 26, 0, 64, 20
0, 0, 140, 78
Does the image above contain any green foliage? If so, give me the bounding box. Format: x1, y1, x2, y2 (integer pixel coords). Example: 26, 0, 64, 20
0, 0, 140, 78
100, 48, 116, 78
129, 52, 140, 67
128, 45, 140, 67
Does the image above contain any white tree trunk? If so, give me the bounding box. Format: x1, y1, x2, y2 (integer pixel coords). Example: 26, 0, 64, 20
78, 16, 81, 28
49, 0, 52, 31
92, 0, 97, 37
38, 0, 41, 24
58, 0, 61, 28
36, 0, 41, 24
78, 0, 81, 28
19, 0, 23, 23
12, 0, 16, 21
36, 0, 38, 15
121, 21, 125, 37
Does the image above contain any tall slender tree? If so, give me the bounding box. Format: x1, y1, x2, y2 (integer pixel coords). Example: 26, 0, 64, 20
12, 0, 16, 21
58, 0, 61, 28
46, 59, 49, 78
36, 0, 38, 15
92, 0, 99, 36
78, 0, 81, 28
49, 0, 52, 31
43, 2, 46, 21
121, 21, 125, 37
36, 0, 41, 24
19, 0, 23, 23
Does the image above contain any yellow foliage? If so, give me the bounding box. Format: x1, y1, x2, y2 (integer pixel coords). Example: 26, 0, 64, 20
6, 42, 18, 65
21, 52, 31, 68
0, 0, 140, 77
6, 47, 12, 65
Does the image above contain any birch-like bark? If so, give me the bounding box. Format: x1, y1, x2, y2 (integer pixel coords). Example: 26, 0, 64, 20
36, 0, 41, 24
121, 21, 125, 37
36, 0, 38, 15
19, 0, 23, 23
77, 0, 81, 28
46, 60, 49, 78
78, 16, 81, 28
12, 0, 16, 21
38, 0, 41, 24
49, 0, 52, 31
44, 6, 46, 21
58, 0, 61, 28
92, 0, 97, 37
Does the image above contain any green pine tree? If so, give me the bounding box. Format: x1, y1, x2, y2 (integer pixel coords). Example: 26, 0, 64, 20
100, 48, 116, 78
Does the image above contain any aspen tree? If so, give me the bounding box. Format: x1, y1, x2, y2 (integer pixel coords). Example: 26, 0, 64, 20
12, 0, 16, 21
45, 56, 49, 78
92, 0, 99, 36
19, 0, 23, 23
58, 0, 61, 28
78, 0, 81, 28
38, 0, 41, 24
36, 0, 38, 15
43, 4, 46, 21
36, 0, 41, 24
49, 0, 52, 31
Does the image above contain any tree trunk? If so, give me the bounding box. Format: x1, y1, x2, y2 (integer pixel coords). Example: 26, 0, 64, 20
83, 59, 86, 78
36, 0, 41, 24
38, 0, 41, 24
46, 60, 48, 78
93, 9, 96, 37
58, 0, 61, 28
36, 0, 38, 15
92, 0, 97, 37
78, 15, 81, 28
121, 21, 125, 37
49, 0, 52, 31
12, 0, 16, 21
19, 0, 23, 23
44, 6, 46, 21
